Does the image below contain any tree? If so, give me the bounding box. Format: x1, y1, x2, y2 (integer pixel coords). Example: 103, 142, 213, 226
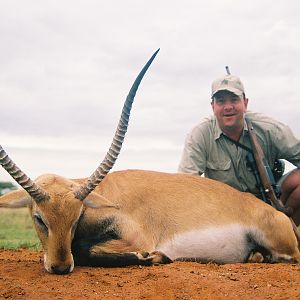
0, 182, 17, 195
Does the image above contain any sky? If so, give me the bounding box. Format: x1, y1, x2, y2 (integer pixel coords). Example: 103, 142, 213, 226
1, 0, 300, 183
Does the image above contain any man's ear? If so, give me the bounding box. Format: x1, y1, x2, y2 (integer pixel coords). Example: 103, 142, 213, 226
211, 100, 215, 111
244, 97, 249, 111
0, 190, 32, 208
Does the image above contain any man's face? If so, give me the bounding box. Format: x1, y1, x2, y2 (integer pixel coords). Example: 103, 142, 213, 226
211, 90, 248, 133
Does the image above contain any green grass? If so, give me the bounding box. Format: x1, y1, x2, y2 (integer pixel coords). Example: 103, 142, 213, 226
0, 208, 41, 250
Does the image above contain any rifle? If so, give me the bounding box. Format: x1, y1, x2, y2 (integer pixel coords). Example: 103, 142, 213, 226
246, 118, 300, 244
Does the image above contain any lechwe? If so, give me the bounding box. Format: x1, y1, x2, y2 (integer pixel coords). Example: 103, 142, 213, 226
0, 50, 299, 274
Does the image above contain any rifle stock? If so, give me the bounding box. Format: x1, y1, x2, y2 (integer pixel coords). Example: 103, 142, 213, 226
246, 118, 300, 245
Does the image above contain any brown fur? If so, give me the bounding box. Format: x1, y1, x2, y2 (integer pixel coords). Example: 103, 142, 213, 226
0, 170, 299, 273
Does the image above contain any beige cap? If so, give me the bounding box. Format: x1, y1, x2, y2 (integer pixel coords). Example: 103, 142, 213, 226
211, 75, 245, 98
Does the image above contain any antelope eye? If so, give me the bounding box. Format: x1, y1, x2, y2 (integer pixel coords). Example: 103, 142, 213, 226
34, 214, 47, 229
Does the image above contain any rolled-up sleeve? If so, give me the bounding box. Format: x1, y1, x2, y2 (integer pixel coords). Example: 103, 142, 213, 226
273, 123, 300, 168
178, 127, 207, 175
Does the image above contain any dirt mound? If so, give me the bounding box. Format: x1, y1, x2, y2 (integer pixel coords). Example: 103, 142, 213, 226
0, 250, 299, 299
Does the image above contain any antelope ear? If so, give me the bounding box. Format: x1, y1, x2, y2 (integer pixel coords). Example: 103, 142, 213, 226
83, 192, 119, 209
0, 189, 32, 208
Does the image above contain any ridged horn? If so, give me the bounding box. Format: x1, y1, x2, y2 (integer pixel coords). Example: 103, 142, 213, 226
0, 145, 49, 203
74, 49, 160, 200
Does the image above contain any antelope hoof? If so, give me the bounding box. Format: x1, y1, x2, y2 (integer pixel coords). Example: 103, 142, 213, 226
247, 251, 264, 263
136, 250, 172, 265
149, 251, 173, 265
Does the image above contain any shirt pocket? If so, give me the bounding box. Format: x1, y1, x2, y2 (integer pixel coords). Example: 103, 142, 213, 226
206, 160, 232, 182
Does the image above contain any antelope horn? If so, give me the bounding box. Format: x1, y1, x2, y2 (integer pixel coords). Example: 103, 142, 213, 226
74, 49, 160, 200
0, 145, 49, 203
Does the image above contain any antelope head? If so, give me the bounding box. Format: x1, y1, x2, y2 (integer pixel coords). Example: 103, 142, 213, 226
0, 49, 159, 274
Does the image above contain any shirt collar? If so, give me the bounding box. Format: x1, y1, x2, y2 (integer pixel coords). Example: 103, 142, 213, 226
213, 117, 223, 140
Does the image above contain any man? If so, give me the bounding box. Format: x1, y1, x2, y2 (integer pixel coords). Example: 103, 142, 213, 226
178, 73, 300, 226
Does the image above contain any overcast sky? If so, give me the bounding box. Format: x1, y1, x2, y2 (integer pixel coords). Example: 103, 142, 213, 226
1, 0, 300, 183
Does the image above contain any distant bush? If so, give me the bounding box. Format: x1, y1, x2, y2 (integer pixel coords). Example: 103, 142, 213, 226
0, 182, 17, 196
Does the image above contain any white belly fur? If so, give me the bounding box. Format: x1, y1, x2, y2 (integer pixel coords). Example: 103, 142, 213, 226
156, 224, 265, 263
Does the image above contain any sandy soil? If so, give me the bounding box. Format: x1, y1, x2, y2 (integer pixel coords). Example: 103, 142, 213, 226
0, 250, 299, 299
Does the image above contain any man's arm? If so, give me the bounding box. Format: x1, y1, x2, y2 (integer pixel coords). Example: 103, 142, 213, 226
178, 131, 206, 175
246, 118, 300, 244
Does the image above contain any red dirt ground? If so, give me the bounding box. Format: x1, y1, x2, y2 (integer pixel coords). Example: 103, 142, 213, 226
0, 250, 299, 299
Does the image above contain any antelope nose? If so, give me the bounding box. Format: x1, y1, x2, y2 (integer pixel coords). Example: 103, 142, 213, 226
50, 264, 72, 275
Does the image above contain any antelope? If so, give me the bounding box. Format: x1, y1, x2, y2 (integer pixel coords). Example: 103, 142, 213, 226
0, 50, 299, 275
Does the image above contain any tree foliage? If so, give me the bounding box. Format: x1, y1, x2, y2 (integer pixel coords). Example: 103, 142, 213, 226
0, 181, 17, 195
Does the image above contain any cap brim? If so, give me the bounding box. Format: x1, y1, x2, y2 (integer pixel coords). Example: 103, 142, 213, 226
212, 87, 243, 97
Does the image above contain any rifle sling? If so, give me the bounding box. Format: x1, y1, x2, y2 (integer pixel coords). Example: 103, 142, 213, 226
222, 133, 253, 154
245, 118, 300, 244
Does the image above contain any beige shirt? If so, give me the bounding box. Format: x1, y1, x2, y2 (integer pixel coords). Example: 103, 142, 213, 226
178, 111, 300, 197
